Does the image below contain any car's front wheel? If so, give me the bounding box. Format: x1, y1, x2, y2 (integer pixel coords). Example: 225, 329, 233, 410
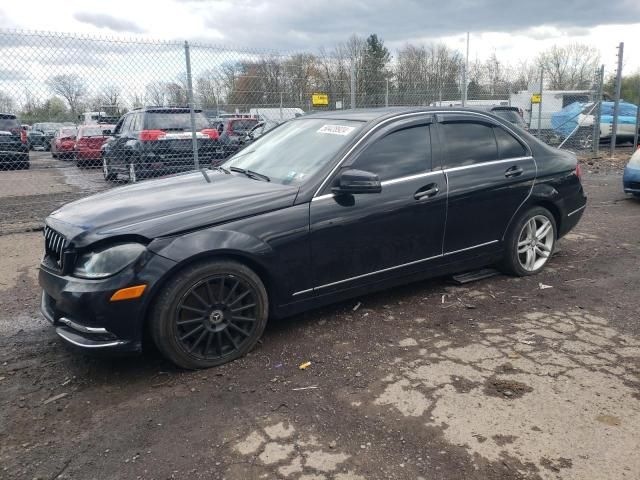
150, 259, 269, 369
501, 206, 556, 276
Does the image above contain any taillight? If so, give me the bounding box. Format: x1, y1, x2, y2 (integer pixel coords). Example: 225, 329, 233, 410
201, 129, 219, 140
139, 130, 166, 141
20, 129, 27, 144
575, 163, 583, 179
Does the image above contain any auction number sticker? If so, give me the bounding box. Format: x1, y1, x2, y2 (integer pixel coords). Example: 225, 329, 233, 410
317, 125, 355, 136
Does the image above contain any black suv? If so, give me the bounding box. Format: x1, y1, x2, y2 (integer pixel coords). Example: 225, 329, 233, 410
0, 113, 29, 170
102, 107, 221, 183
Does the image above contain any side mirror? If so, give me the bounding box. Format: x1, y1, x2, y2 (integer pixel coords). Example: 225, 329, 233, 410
332, 169, 382, 195
102, 129, 112, 135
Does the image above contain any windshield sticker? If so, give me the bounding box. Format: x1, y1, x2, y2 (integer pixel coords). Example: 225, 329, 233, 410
317, 125, 356, 136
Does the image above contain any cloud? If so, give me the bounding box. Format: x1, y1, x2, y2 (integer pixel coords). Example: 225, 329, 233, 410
189, 0, 640, 51
73, 12, 146, 34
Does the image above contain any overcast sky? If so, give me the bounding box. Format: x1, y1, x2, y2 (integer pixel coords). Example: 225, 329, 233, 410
2, 0, 640, 71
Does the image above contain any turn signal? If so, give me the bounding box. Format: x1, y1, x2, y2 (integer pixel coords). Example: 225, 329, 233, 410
110, 285, 147, 302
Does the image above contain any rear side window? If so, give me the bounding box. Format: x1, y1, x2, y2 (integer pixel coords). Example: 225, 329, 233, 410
0, 115, 19, 131
144, 112, 209, 130
440, 121, 497, 168
494, 127, 528, 159
351, 125, 431, 181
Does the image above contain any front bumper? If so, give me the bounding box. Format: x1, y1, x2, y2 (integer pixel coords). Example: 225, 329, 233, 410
623, 164, 640, 194
39, 251, 177, 353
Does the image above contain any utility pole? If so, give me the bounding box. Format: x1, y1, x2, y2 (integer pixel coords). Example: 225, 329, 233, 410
385, 78, 389, 107
462, 32, 469, 107
184, 41, 199, 170
537, 67, 543, 137
610, 42, 624, 157
592, 65, 605, 157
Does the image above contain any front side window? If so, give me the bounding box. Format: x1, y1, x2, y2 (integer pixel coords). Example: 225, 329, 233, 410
224, 119, 364, 186
351, 125, 431, 181
440, 120, 498, 168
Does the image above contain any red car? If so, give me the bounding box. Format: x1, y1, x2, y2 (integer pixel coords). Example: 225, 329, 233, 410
74, 125, 114, 167
50, 127, 77, 159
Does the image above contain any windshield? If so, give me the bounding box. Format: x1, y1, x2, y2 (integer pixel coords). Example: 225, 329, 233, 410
229, 119, 258, 132
79, 127, 107, 137
60, 128, 77, 137
144, 112, 209, 131
34, 123, 60, 132
223, 118, 364, 185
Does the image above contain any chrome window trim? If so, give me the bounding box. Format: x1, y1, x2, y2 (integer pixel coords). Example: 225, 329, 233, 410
311, 170, 443, 203
312, 109, 532, 198
443, 156, 533, 174
567, 204, 586, 217
292, 239, 498, 296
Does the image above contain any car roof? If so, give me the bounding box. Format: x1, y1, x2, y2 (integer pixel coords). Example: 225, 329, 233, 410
0, 112, 17, 118
297, 106, 512, 123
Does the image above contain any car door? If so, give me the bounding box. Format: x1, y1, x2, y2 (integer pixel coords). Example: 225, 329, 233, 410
108, 114, 131, 169
437, 113, 536, 254
308, 116, 447, 295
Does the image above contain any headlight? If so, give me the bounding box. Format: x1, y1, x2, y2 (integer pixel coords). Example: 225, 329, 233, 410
73, 243, 146, 279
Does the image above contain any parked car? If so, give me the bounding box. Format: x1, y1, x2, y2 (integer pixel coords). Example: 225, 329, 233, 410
0, 112, 29, 170
75, 125, 115, 168
623, 147, 640, 197
102, 107, 220, 183
28, 122, 61, 150
215, 117, 260, 158
39, 107, 587, 369
486, 106, 528, 130
50, 126, 78, 159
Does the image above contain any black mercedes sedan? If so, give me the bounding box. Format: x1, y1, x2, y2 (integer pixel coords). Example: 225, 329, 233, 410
39, 108, 587, 369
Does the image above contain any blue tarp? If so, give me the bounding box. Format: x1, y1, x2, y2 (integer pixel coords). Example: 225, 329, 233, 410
551, 101, 638, 137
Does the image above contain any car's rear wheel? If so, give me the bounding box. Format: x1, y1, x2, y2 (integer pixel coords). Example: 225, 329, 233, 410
150, 260, 269, 369
501, 206, 556, 276
102, 157, 117, 181
128, 162, 138, 183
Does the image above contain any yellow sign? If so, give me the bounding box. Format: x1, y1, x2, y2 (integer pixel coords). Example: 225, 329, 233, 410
312, 93, 329, 106
531, 94, 541, 104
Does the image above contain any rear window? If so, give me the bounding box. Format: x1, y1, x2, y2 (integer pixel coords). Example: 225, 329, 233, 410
60, 128, 77, 137
79, 127, 105, 137
230, 119, 258, 132
144, 112, 209, 131
0, 115, 19, 131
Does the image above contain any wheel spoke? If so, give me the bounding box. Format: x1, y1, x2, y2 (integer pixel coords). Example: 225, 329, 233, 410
231, 303, 256, 313
527, 219, 536, 240
205, 280, 216, 304
215, 331, 223, 355
218, 277, 225, 303
228, 289, 250, 307
180, 305, 207, 315
223, 329, 239, 350
536, 241, 551, 253
535, 246, 550, 258
224, 280, 240, 304
232, 315, 256, 322
525, 249, 535, 270
177, 317, 205, 326
179, 324, 204, 341
189, 329, 208, 352
191, 289, 210, 309
204, 331, 214, 355
535, 221, 551, 241
227, 322, 251, 337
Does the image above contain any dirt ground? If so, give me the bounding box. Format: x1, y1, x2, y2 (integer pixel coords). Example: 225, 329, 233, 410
0, 167, 639, 480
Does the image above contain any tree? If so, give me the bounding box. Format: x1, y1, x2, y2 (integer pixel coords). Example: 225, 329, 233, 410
361, 34, 390, 106
603, 72, 640, 105
145, 81, 167, 106
537, 44, 600, 90
0, 90, 15, 112
46, 74, 87, 115
96, 84, 123, 111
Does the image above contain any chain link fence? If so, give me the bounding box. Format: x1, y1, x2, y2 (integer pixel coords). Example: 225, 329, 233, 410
0, 29, 637, 233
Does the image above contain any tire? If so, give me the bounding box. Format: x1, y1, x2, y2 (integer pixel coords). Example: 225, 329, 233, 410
500, 206, 557, 276
150, 260, 269, 369
102, 157, 117, 181
128, 162, 138, 183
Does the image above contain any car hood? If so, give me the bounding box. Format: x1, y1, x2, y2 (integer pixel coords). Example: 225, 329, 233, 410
47, 171, 299, 247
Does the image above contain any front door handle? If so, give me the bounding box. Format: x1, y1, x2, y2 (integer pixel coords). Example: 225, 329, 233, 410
505, 166, 524, 178
414, 183, 439, 200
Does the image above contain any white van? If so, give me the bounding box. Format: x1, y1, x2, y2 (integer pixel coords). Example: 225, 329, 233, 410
249, 108, 304, 124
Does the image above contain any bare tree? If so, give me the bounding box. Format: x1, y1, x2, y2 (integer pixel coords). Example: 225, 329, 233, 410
145, 81, 167, 106
97, 85, 123, 111
537, 44, 600, 90
46, 74, 87, 115
0, 90, 15, 112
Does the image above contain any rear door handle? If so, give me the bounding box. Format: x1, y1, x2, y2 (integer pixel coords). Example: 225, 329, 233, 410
504, 166, 524, 178
414, 183, 439, 200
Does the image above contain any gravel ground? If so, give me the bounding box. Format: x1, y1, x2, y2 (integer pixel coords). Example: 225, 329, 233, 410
0, 164, 639, 480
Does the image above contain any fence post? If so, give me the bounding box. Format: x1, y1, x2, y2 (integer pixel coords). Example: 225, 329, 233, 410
385, 78, 389, 107
610, 42, 624, 157
350, 60, 356, 110
634, 80, 640, 150
592, 65, 604, 157
184, 40, 200, 170
537, 67, 543, 137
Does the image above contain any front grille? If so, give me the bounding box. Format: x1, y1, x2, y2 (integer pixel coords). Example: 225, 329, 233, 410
43, 226, 67, 270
